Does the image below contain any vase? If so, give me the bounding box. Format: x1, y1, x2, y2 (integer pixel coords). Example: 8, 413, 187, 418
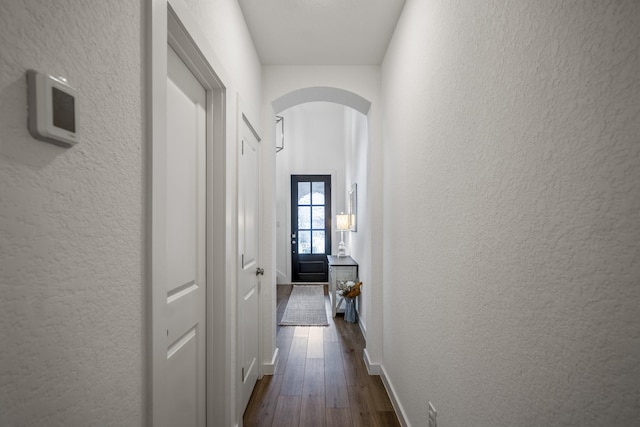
344, 298, 357, 323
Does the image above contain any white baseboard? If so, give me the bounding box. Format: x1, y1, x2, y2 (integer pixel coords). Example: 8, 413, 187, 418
276, 269, 288, 284
358, 316, 366, 339
363, 348, 381, 375
379, 365, 410, 427
261, 347, 279, 376
363, 350, 410, 427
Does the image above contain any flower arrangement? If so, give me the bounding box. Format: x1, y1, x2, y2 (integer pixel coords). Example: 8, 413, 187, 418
337, 280, 362, 299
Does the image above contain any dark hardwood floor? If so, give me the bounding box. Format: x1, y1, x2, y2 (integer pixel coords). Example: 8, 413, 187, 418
243, 285, 400, 427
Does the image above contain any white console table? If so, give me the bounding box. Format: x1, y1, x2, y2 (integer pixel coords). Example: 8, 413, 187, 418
327, 255, 359, 318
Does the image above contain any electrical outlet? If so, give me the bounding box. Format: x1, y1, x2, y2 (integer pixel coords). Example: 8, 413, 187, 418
428, 402, 437, 427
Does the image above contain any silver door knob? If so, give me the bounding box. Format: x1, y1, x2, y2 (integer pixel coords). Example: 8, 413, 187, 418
256, 267, 265, 276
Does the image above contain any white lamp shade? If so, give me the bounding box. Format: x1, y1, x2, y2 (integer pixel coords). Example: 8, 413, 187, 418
336, 214, 350, 231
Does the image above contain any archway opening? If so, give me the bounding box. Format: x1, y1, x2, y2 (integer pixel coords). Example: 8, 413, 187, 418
271, 87, 371, 330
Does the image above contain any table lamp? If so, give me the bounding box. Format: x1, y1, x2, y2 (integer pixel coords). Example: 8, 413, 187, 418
336, 212, 349, 257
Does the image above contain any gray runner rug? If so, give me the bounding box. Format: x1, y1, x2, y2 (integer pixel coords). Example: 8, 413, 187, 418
279, 285, 329, 326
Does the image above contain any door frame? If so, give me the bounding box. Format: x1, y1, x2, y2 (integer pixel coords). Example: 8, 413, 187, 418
290, 174, 332, 282
148, 1, 228, 425
284, 170, 337, 283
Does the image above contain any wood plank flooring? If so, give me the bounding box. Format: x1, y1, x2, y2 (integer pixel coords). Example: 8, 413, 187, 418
243, 285, 400, 427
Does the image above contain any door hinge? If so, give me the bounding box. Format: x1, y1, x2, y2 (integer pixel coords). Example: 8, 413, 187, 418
242, 139, 244, 155
242, 367, 245, 382
242, 254, 244, 268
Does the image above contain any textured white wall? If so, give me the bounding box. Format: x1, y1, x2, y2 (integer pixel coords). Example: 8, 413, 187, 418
0, 1, 144, 425
381, 0, 640, 425
343, 108, 369, 327
183, 0, 262, 120
0, 0, 261, 425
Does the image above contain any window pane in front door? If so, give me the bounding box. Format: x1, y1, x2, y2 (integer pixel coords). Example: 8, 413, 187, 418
298, 206, 311, 229
311, 206, 325, 229
298, 230, 311, 254
311, 182, 325, 204
298, 182, 311, 204
296, 181, 327, 255
312, 231, 325, 254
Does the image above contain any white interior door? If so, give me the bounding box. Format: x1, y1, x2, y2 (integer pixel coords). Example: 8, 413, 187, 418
164, 44, 207, 426
238, 114, 261, 413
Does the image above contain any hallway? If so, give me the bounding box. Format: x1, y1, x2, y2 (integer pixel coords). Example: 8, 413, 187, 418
243, 285, 399, 427
2, 1, 639, 425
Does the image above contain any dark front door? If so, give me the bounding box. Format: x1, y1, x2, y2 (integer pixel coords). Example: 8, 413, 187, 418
291, 175, 331, 282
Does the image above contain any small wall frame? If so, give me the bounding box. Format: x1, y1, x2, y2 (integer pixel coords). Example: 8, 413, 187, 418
348, 183, 357, 232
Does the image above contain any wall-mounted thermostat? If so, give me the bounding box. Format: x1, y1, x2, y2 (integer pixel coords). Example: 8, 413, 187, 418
27, 69, 78, 148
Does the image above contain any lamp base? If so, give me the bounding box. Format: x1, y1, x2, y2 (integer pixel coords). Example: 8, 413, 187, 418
337, 237, 346, 257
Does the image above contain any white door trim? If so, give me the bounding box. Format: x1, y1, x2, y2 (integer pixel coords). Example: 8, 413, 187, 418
148, 1, 230, 425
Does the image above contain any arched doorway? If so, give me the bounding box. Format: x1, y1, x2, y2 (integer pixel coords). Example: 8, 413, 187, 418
259, 82, 385, 395
268, 86, 380, 369
273, 100, 368, 285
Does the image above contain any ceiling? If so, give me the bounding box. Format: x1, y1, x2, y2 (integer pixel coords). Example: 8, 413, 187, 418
237, 0, 406, 65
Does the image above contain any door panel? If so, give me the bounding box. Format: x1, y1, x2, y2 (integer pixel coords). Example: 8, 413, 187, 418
238, 115, 261, 413
165, 45, 206, 426
166, 328, 198, 427
291, 175, 331, 282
